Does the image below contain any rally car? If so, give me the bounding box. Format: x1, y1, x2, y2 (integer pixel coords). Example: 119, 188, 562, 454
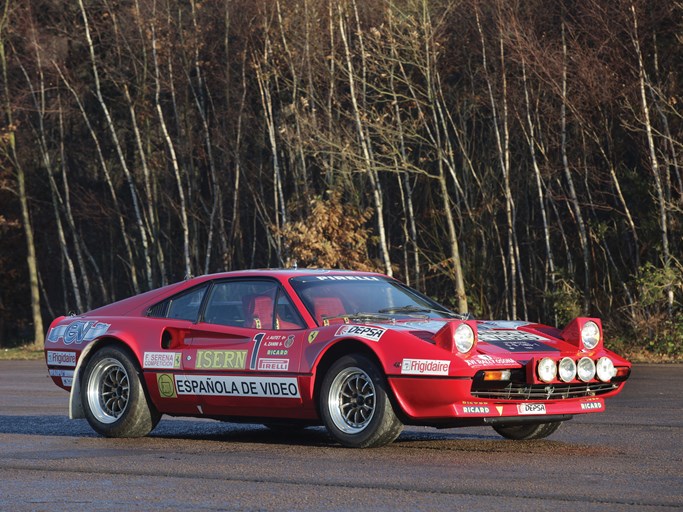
45, 269, 631, 448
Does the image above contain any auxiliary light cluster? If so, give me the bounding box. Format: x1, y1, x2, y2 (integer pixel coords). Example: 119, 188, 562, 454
537, 356, 616, 383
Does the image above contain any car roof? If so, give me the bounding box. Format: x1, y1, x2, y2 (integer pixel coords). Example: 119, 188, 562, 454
195, 268, 387, 281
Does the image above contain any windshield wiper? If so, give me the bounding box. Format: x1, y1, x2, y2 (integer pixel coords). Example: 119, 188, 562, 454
378, 305, 469, 319
321, 312, 396, 324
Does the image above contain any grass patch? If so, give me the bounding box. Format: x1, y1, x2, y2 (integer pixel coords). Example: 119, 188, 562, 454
0, 345, 45, 360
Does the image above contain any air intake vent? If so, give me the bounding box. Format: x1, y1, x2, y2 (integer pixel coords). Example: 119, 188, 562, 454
147, 301, 169, 318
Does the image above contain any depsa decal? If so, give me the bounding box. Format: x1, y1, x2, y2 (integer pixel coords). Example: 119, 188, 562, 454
335, 325, 386, 342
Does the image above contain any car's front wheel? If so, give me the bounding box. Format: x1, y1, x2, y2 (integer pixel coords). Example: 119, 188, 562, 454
320, 354, 403, 448
492, 421, 562, 440
81, 346, 160, 437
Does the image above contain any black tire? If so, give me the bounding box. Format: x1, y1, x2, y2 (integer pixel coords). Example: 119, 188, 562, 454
81, 345, 161, 437
492, 421, 562, 440
320, 354, 403, 448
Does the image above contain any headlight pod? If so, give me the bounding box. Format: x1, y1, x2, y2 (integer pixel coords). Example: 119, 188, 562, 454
537, 357, 557, 383
558, 357, 577, 382
577, 356, 596, 382
581, 321, 601, 350
454, 323, 475, 354
596, 357, 615, 382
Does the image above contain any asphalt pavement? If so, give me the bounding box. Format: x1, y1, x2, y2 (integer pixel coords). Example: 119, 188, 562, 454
0, 360, 681, 511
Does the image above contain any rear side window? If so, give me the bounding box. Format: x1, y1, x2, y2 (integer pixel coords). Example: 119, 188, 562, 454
203, 279, 305, 330
148, 284, 208, 322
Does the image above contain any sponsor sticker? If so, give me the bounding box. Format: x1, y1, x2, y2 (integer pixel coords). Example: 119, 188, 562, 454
143, 352, 181, 369
478, 330, 545, 342
174, 375, 300, 398
335, 325, 386, 342
517, 403, 547, 415
49, 368, 74, 386
195, 350, 247, 370
257, 358, 290, 371
250, 333, 266, 370
267, 349, 288, 356
46, 351, 77, 367
315, 276, 380, 281
308, 331, 319, 344
479, 321, 531, 330
482, 339, 559, 352
463, 406, 490, 414
157, 373, 177, 398
400, 359, 450, 376
580, 401, 603, 410
284, 335, 295, 348
49, 369, 74, 378
464, 354, 518, 368
46, 320, 111, 345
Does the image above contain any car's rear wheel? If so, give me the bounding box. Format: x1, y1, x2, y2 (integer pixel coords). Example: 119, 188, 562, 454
320, 354, 403, 448
82, 346, 160, 437
492, 421, 562, 440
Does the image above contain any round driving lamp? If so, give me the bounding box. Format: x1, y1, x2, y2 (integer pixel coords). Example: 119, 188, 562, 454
454, 323, 475, 354
537, 357, 557, 383
558, 357, 577, 382
581, 321, 601, 350
577, 356, 596, 382
596, 357, 615, 382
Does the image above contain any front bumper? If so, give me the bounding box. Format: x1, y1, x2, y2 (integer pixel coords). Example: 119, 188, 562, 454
388, 376, 615, 423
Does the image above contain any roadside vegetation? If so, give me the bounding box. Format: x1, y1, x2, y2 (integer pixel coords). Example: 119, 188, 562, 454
0, 0, 680, 360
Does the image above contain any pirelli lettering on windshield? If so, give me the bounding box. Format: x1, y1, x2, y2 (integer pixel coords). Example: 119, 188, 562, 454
335, 325, 386, 342
174, 375, 300, 398
315, 276, 380, 281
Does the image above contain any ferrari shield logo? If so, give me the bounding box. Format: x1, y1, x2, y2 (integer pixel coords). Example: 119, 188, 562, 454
308, 331, 319, 344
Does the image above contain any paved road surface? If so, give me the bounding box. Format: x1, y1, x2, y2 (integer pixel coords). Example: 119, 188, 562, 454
1, 360, 681, 511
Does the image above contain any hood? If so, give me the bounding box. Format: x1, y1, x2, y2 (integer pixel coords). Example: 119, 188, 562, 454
390, 319, 569, 356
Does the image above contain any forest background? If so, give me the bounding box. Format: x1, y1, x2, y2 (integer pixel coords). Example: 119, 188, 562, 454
0, 0, 680, 358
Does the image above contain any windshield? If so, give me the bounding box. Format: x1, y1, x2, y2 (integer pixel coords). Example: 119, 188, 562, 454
289, 275, 459, 326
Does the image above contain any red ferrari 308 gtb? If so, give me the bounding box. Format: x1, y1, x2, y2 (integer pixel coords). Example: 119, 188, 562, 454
45, 269, 631, 448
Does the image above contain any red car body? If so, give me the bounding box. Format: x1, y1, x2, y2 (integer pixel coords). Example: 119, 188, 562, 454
45, 269, 631, 447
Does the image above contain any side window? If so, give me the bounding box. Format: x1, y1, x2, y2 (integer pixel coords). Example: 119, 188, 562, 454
148, 284, 208, 322
167, 285, 208, 321
203, 280, 304, 330
275, 290, 306, 330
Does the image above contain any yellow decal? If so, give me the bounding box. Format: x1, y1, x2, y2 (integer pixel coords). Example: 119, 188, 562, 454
308, 330, 319, 344
195, 350, 247, 370
157, 373, 177, 398
496, 406, 504, 416
255, 317, 262, 329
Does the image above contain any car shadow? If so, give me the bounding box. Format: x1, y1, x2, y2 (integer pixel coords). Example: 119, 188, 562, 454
0, 414, 611, 455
